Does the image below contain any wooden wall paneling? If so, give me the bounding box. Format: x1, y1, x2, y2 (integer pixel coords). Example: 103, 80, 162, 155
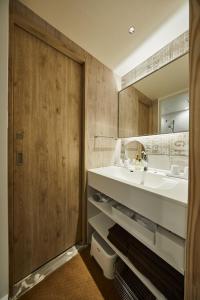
9, 0, 118, 294
137, 89, 152, 136
136, 89, 152, 107
138, 101, 150, 136
11, 0, 118, 170
185, 0, 200, 299
118, 86, 139, 137
86, 55, 118, 168
149, 100, 158, 135
118, 85, 153, 137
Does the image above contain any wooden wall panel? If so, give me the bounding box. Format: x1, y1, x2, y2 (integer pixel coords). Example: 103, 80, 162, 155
118, 86, 139, 137
185, 0, 200, 299
149, 99, 158, 135
138, 101, 150, 136
9, 0, 118, 292
118, 85, 155, 137
11, 1, 118, 169
85, 55, 118, 169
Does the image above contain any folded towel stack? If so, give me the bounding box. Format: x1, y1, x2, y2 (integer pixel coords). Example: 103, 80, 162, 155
107, 224, 184, 300
107, 223, 131, 256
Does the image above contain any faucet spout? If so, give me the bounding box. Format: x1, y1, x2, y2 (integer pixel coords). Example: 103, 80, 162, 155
141, 151, 148, 171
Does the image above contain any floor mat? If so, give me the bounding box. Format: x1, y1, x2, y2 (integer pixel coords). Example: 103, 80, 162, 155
19, 247, 120, 300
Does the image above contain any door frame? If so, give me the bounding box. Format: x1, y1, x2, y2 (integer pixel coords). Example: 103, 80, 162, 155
8, 0, 86, 295
185, 0, 200, 298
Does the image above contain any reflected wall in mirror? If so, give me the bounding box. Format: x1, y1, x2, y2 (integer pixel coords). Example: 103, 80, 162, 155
118, 53, 189, 137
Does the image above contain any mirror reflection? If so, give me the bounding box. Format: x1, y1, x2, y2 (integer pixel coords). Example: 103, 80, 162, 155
125, 141, 144, 161
122, 141, 147, 170
118, 53, 189, 137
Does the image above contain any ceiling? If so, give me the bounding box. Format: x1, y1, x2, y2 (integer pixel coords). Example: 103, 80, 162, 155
20, 0, 188, 76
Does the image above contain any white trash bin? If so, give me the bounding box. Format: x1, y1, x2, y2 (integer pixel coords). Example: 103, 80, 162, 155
90, 231, 117, 279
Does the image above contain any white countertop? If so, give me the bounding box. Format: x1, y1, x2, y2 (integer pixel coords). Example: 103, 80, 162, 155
88, 166, 188, 207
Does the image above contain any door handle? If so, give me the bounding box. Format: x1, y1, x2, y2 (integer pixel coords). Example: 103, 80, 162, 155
16, 152, 23, 166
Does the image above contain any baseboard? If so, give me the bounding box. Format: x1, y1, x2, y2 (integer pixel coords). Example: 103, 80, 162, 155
0, 295, 8, 300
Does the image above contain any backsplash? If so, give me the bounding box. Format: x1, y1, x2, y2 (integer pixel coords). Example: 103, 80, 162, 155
89, 132, 189, 171
137, 132, 189, 156
116, 132, 189, 171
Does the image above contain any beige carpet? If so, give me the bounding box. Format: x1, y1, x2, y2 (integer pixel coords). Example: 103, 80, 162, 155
20, 248, 120, 300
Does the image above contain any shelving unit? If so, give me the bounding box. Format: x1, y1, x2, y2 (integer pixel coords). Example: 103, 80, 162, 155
88, 196, 184, 274
88, 197, 154, 243
88, 212, 166, 300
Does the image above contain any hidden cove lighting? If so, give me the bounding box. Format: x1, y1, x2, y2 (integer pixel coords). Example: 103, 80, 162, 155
128, 25, 135, 34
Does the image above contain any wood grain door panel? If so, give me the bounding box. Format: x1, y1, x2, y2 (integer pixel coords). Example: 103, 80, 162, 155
138, 101, 150, 136
13, 25, 82, 282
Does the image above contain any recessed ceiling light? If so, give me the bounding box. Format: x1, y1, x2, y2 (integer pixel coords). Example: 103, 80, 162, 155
128, 25, 135, 34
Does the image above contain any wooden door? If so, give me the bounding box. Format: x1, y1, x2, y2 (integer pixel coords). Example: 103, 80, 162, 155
13, 25, 83, 283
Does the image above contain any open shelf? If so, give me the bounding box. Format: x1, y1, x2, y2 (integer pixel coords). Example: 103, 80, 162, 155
88, 212, 166, 300
89, 197, 156, 245
88, 196, 184, 275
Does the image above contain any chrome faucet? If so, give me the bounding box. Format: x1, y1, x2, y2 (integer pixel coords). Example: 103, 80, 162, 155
141, 151, 148, 171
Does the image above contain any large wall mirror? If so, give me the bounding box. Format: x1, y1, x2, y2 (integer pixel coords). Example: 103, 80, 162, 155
118, 53, 189, 137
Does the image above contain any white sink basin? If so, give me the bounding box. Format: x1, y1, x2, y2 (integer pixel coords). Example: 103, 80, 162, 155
143, 171, 179, 189
88, 166, 188, 238
97, 165, 144, 185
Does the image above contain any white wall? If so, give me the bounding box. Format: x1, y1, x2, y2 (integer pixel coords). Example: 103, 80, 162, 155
160, 91, 189, 133
161, 110, 189, 133
0, 0, 9, 299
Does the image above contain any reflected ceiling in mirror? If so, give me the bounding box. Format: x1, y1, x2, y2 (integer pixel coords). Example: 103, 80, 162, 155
118, 53, 189, 138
